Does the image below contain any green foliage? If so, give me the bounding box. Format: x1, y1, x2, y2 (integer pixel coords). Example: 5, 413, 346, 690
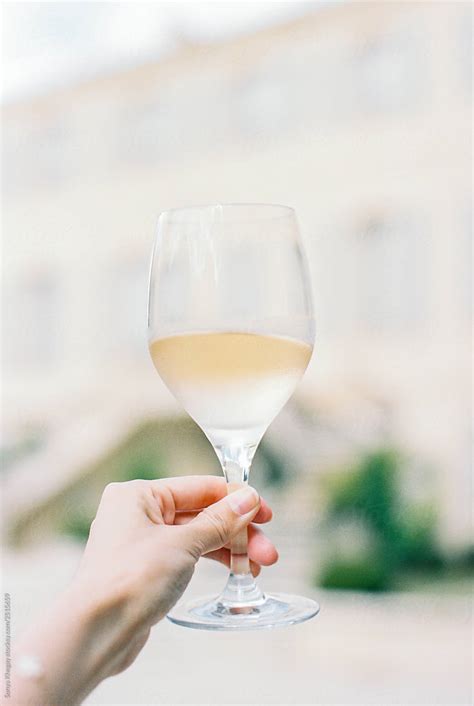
62, 512, 93, 543
318, 449, 444, 592
117, 453, 160, 483
319, 555, 391, 592
61, 449, 166, 543
455, 546, 474, 569
396, 504, 444, 569
258, 441, 288, 487
1, 433, 45, 474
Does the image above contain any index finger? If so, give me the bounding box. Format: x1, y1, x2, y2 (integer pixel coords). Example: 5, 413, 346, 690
152, 475, 227, 512
152, 475, 271, 521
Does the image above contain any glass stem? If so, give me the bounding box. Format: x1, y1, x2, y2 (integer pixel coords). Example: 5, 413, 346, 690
216, 444, 265, 608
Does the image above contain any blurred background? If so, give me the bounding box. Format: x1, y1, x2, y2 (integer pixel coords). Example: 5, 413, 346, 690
1, 2, 472, 704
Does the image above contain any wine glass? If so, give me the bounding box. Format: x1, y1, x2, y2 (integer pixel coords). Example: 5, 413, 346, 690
148, 203, 319, 630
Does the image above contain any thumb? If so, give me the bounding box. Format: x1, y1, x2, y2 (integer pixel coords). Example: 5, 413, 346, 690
180, 486, 260, 558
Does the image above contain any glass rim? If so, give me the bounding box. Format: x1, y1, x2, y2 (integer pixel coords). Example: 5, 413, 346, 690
158, 202, 296, 223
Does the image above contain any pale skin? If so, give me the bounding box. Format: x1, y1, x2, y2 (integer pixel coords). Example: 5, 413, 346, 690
5, 476, 278, 706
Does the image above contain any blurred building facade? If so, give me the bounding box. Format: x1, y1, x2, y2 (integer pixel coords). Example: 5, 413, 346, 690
2, 3, 472, 545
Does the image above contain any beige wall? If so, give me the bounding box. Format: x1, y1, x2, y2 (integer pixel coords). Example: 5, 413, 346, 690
2, 2, 472, 544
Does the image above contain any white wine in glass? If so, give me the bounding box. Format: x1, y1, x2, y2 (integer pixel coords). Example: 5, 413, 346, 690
148, 203, 319, 630
150, 332, 312, 448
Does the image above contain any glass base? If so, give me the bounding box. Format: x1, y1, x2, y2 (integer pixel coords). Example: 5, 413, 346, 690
167, 592, 320, 631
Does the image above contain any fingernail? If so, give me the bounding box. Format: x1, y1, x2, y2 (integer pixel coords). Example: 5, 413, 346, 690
227, 486, 260, 516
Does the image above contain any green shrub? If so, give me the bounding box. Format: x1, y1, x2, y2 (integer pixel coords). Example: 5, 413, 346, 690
319, 555, 391, 592
62, 512, 93, 542
325, 449, 400, 541
396, 504, 444, 569
318, 449, 443, 591
258, 441, 288, 487
61, 450, 165, 542
118, 454, 160, 482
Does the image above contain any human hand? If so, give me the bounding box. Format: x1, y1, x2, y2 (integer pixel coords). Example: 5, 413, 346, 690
76, 476, 277, 673
10, 476, 277, 706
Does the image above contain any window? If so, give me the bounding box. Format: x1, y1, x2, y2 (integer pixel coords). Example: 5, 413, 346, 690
236, 71, 291, 139
355, 30, 424, 113
117, 98, 173, 165
2, 114, 70, 194
117, 73, 232, 166
2, 273, 60, 370
355, 213, 427, 332
235, 46, 304, 140
314, 220, 360, 337
111, 261, 149, 355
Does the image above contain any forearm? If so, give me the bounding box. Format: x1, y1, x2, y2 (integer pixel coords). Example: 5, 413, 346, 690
8, 581, 130, 706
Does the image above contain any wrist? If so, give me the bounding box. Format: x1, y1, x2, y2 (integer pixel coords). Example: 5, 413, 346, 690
58, 575, 135, 682
12, 579, 129, 706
